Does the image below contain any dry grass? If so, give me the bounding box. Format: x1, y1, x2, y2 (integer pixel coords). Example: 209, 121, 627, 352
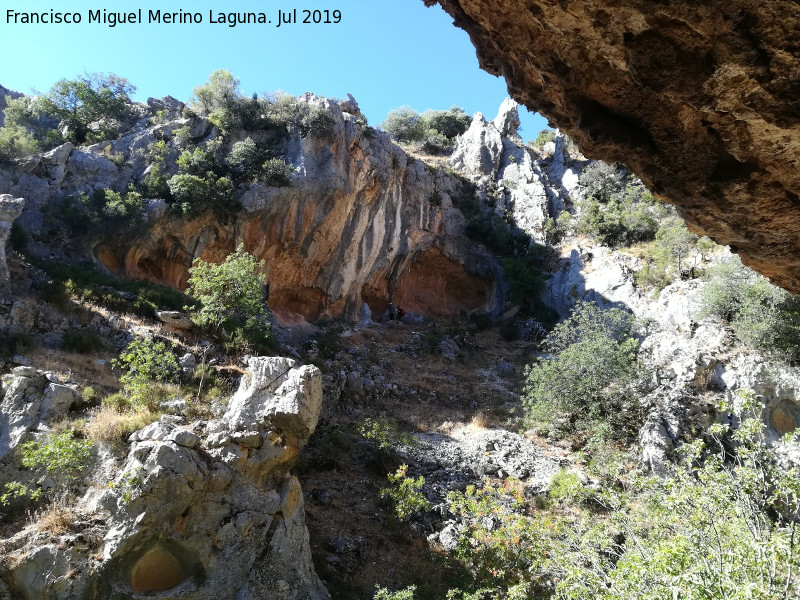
49, 416, 89, 438
86, 405, 160, 443
470, 410, 489, 430
26, 347, 121, 391
29, 498, 75, 536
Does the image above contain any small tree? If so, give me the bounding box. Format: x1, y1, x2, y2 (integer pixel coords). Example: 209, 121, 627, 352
191, 69, 260, 132
114, 337, 180, 408
382, 106, 425, 143
523, 302, 640, 424
186, 244, 267, 331
192, 69, 240, 114
420, 106, 471, 139
39, 72, 135, 144
655, 219, 697, 275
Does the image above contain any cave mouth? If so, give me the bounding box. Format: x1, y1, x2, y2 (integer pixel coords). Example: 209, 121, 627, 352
128, 542, 199, 594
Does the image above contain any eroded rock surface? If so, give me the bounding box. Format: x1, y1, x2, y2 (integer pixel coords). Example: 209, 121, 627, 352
0, 357, 329, 600
0, 95, 501, 322
425, 0, 800, 292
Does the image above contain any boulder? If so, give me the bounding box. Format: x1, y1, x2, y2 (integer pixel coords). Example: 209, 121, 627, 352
1, 354, 329, 600
225, 357, 323, 440
156, 310, 194, 330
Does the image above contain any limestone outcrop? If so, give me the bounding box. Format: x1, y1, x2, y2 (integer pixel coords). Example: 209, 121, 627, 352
0, 195, 24, 284
425, 0, 800, 292
0, 95, 502, 322
450, 100, 580, 244
0, 357, 329, 600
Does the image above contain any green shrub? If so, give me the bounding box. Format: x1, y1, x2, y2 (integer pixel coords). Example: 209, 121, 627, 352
177, 146, 218, 175
381, 465, 431, 521
186, 244, 268, 331
426, 393, 800, 600
221, 315, 279, 356
262, 94, 336, 139
140, 163, 171, 199
55, 187, 144, 238
300, 103, 336, 139
374, 587, 417, 600
699, 256, 800, 362
63, 329, 103, 354
531, 129, 556, 149
359, 414, 415, 451
383, 105, 470, 153
191, 69, 260, 132
81, 387, 97, 403
28, 255, 189, 317
114, 337, 180, 408
421, 106, 471, 139
225, 137, 266, 177
1, 432, 93, 504
382, 106, 425, 143
0, 124, 40, 161
309, 318, 345, 360
523, 301, 640, 426
547, 469, 592, 506
262, 158, 293, 186
421, 130, 454, 154
0, 95, 64, 159
558, 391, 800, 600
446, 481, 554, 598
501, 251, 556, 320
578, 162, 626, 203
576, 184, 663, 248
166, 172, 239, 221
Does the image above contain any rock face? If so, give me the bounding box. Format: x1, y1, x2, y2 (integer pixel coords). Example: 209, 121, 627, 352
0, 357, 329, 600
0, 195, 24, 284
450, 101, 580, 245
0, 366, 82, 460
425, 0, 800, 292
0, 95, 502, 322
543, 236, 800, 473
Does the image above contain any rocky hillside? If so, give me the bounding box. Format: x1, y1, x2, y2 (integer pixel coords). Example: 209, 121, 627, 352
0, 92, 505, 323
1, 78, 799, 599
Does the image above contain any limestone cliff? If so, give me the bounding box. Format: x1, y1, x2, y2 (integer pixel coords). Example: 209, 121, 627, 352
0, 95, 501, 322
424, 0, 800, 292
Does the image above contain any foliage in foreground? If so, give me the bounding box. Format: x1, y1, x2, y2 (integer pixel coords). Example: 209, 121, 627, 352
381, 465, 431, 521
374, 391, 800, 600
1, 432, 93, 505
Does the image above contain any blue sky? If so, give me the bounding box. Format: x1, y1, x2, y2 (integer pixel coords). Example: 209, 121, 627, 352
0, 0, 549, 139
